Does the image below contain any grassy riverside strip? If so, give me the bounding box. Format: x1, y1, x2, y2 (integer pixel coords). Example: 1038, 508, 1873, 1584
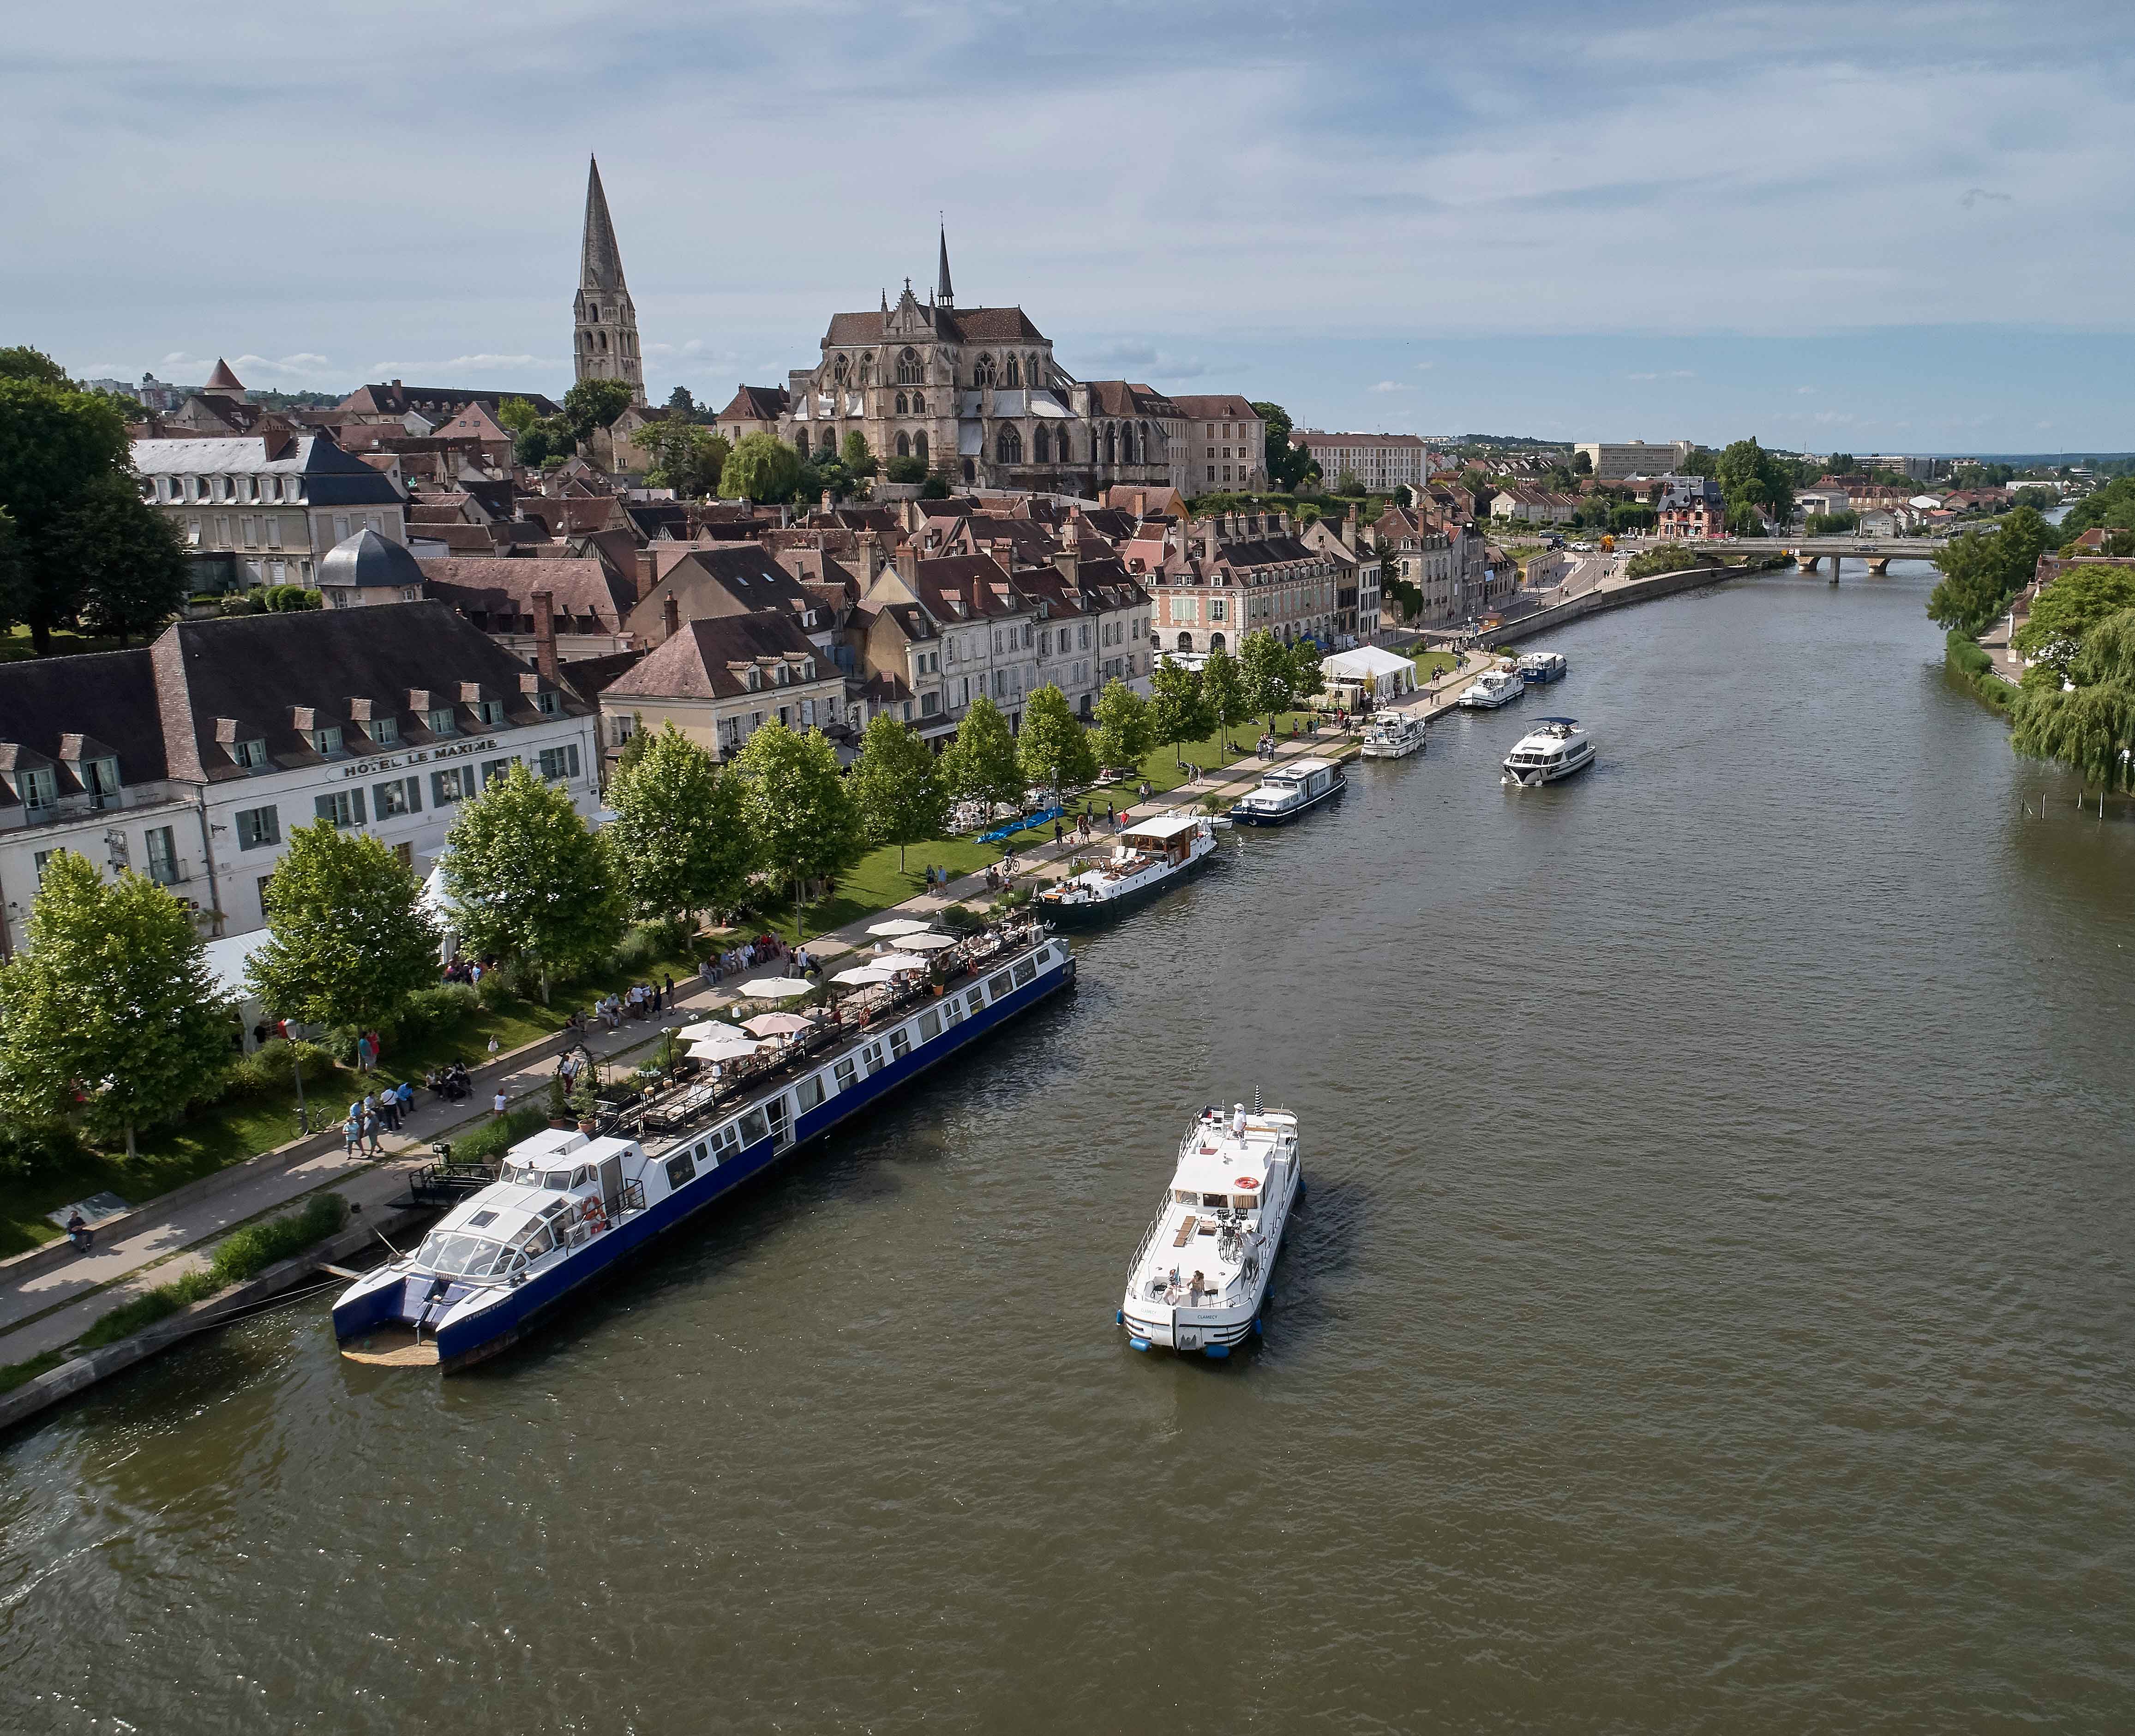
76, 1193, 348, 1350
0, 1350, 66, 1395
1946, 631, 2019, 712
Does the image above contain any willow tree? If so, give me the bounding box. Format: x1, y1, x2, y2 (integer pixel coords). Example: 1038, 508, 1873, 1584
2010, 607, 2135, 805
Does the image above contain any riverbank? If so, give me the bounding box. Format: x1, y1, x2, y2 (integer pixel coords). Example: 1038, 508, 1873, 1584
1946, 630, 2020, 712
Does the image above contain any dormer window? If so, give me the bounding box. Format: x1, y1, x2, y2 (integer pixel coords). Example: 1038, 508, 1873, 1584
17, 767, 55, 811
473, 699, 505, 727
312, 727, 343, 756
429, 708, 457, 736
231, 738, 269, 769
372, 715, 400, 745
534, 690, 559, 716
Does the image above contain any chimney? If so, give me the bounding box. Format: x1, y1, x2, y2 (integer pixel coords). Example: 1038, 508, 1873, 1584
662, 592, 680, 641
1201, 518, 1218, 563
858, 530, 883, 588
530, 589, 559, 680
1054, 545, 1077, 583
895, 544, 918, 585
1342, 503, 1358, 552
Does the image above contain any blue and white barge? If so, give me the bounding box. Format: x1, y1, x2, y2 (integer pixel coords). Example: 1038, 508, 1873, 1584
333, 917, 1074, 1371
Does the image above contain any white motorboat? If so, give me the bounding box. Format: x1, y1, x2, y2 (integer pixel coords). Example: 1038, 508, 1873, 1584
1502, 716, 1596, 785
1120, 1102, 1303, 1358
1458, 667, 1525, 709
1229, 757, 1346, 825
1039, 811, 1217, 920
1359, 711, 1427, 759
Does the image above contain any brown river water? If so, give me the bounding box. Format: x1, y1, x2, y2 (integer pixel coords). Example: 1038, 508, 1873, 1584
2, 562, 2131, 1735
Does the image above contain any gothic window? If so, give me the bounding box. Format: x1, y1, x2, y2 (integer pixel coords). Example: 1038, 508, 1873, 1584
598, 331, 608, 352
911, 394, 925, 414
1105, 426, 1117, 466
589, 303, 600, 321
819, 429, 836, 455
858, 355, 873, 385
1139, 421, 1151, 462
1056, 429, 1072, 464
962, 458, 975, 483
996, 426, 1023, 464
895, 391, 908, 415
914, 432, 928, 461
1027, 354, 1041, 388
1005, 355, 1021, 388
896, 432, 911, 457
897, 348, 922, 385
833, 357, 848, 386
973, 355, 996, 389
1034, 426, 1050, 463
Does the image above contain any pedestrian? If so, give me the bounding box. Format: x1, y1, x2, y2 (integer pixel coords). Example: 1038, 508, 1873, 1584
397, 1078, 414, 1123
361, 1108, 383, 1155
355, 1032, 374, 1073
493, 1087, 509, 1117
664, 973, 674, 1009
342, 1112, 362, 1157
487, 1034, 501, 1055
378, 1089, 399, 1133
1054, 817, 1063, 844
699, 954, 714, 987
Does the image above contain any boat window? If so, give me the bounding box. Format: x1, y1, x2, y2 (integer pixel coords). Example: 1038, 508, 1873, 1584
1012, 959, 1037, 988
888, 1027, 912, 1059
795, 1073, 826, 1111
541, 1170, 574, 1190
665, 1151, 696, 1190
708, 1124, 741, 1163
571, 1166, 591, 1188
1201, 1192, 1228, 1207
862, 1042, 886, 1075
414, 1231, 508, 1277
987, 971, 1013, 999
468, 1210, 498, 1229
833, 1057, 858, 1092
919, 1009, 942, 1040
502, 1161, 535, 1183
942, 998, 964, 1027
738, 1109, 770, 1146
1175, 1189, 1195, 1203
515, 1222, 555, 1259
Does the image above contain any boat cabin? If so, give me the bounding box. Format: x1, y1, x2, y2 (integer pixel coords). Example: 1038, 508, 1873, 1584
1117, 814, 1203, 865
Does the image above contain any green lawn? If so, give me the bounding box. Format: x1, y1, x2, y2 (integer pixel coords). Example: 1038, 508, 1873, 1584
0, 624, 138, 664
1408, 649, 1459, 680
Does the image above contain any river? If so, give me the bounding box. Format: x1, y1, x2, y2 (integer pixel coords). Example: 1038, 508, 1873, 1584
4, 561, 2131, 1734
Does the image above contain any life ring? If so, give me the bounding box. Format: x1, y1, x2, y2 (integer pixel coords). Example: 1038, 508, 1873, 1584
1234, 1176, 1259, 1190
581, 1196, 608, 1233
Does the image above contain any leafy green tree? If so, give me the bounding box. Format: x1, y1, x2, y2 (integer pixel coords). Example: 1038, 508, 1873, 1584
1807, 511, 1859, 535
942, 693, 1025, 813
1238, 628, 1296, 727
665, 385, 700, 420
1200, 643, 1251, 748
49, 472, 190, 643
2013, 565, 2135, 680
0, 375, 133, 649
919, 475, 952, 500
1610, 501, 1657, 535
631, 418, 730, 496
840, 430, 877, 478
1287, 639, 1325, 707
1571, 449, 1592, 476
1091, 678, 1151, 770
1927, 506, 2055, 635
496, 396, 540, 434
732, 722, 865, 938
2011, 609, 2135, 797
1253, 401, 1316, 493
850, 711, 948, 871
562, 378, 635, 442
885, 454, 929, 485
0, 852, 229, 1158
1147, 659, 1213, 766
720, 432, 802, 504
0, 347, 72, 387
1715, 437, 1793, 527
441, 762, 626, 994
1825, 453, 1857, 476
247, 822, 439, 1036
1017, 683, 1097, 793
606, 723, 752, 924
2058, 475, 2135, 541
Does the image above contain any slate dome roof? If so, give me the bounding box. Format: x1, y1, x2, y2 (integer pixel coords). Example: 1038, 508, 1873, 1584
318, 528, 426, 591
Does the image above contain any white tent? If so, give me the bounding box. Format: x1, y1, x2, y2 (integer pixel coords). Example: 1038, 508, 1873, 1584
1320, 645, 1420, 701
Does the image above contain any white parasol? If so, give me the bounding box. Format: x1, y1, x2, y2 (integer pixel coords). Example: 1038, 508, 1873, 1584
678, 1020, 740, 1041
899, 933, 958, 950
866, 917, 934, 937
739, 977, 814, 998
742, 1012, 814, 1036
832, 966, 896, 986
689, 1033, 764, 1060
873, 952, 929, 971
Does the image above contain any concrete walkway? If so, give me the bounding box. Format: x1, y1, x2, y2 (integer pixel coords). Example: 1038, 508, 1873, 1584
0, 715, 1414, 1365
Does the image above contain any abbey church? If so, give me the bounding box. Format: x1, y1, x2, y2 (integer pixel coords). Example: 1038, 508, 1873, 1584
572, 161, 1265, 497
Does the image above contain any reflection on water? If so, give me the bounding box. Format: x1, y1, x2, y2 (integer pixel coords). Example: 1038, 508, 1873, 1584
4, 565, 2132, 1734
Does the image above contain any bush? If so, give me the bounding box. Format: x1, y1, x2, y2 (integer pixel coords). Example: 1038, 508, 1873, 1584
208, 1192, 346, 1287
218, 595, 266, 617
1626, 543, 1703, 580
78, 1272, 216, 1348
611, 921, 683, 976
477, 968, 520, 1009
222, 1037, 335, 1101
448, 1104, 551, 1165
0, 1116, 88, 1180
937, 902, 983, 933
1946, 630, 2016, 711
395, 982, 482, 1043
885, 455, 928, 484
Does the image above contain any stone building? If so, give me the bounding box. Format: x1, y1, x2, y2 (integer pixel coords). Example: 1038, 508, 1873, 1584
1127, 513, 1347, 656
574, 156, 645, 405
1170, 395, 1267, 493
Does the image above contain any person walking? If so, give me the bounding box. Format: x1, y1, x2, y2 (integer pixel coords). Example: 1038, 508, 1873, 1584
342, 1111, 363, 1158
663, 973, 675, 1010
361, 1106, 383, 1155
396, 1078, 414, 1126
492, 1087, 509, 1118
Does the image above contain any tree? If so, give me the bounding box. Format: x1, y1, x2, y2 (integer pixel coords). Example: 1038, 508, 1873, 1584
631, 418, 729, 497
0, 376, 133, 649
1715, 437, 1793, 527
719, 432, 802, 504
1147, 659, 1213, 766
496, 396, 540, 435
0, 347, 71, 387
1610, 501, 1657, 535
732, 722, 865, 938
885, 454, 929, 485
606, 723, 752, 924
562, 378, 634, 443
1287, 638, 1325, 708
665, 385, 700, 420
850, 711, 948, 871
840, 430, 877, 479
1571, 449, 1593, 476
1238, 628, 1296, 727
941, 693, 1025, 813
441, 762, 626, 993
1253, 401, 1315, 493
1018, 683, 1097, 793
2011, 609, 2135, 798
2013, 565, 2135, 681
1200, 643, 1251, 748
1806, 511, 1859, 535
1825, 452, 1857, 476
1091, 677, 1151, 769
0, 852, 229, 1158
246, 822, 439, 1036
48, 471, 191, 643
1927, 506, 2055, 635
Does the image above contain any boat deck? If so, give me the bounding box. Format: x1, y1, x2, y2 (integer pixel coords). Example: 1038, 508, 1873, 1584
339, 1327, 442, 1367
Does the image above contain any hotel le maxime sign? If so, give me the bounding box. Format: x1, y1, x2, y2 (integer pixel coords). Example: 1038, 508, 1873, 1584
340, 737, 500, 779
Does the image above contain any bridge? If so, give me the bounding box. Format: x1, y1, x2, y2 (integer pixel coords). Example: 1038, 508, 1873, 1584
1622, 535, 1946, 576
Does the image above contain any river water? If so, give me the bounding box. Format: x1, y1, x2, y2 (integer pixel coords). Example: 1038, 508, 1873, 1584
4, 562, 2131, 1735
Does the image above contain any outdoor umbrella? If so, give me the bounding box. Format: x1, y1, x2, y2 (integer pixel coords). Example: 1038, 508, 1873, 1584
832, 966, 896, 986
866, 918, 934, 937
899, 933, 958, 950
678, 1020, 740, 1041
873, 952, 930, 971
739, 976, 815, 998
743, 1012, 814, 1036
689, 1033, 764, 1061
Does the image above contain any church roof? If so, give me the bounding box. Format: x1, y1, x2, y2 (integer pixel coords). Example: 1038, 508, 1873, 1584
717, 384, 791, 421
581, 156, 627, 293
1086, 380, 1181, 419
203, 358, 245, 393
821, 305, 1048, 348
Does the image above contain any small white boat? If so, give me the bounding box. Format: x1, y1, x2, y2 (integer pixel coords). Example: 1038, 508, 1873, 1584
1039, 811, 1216, 920
1229, 757, 1346, 826
1120, 1102, 1303, 1358
1458, 667, 1525, 709
1517, 651, 1568, 684
1502, 716, 1596, 786
1359, 711, 1427, 759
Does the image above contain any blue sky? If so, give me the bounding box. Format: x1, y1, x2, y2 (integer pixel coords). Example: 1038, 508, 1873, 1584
6, 1, 2131, 453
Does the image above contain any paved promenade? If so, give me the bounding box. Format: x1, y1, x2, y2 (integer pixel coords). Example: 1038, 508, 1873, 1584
0, 681, 1487, 1368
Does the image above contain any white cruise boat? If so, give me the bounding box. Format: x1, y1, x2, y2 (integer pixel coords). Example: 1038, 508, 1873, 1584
1359, 710, 1427, 758
1120, 1103, 1302, 1357
1458, 666, 1525, 709
1502, 716, 1596, 785
1039, 811, 1217, 921
1229, 757, 1345, 826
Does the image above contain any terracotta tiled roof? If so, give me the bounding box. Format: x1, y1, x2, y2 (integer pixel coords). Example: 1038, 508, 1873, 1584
417, 557, 634, 634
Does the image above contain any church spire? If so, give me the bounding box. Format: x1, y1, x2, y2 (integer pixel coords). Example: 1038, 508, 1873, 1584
936, 220, 954, 309
574, 156, 645, 404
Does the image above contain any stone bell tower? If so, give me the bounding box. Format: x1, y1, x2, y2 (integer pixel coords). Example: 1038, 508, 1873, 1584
574, 156, 645, 404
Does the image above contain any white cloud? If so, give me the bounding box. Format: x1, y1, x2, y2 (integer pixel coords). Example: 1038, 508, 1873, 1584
1368, 380, 1407, 393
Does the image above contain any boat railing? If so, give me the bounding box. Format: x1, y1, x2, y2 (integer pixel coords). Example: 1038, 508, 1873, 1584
1126, 1210, 1166, 1285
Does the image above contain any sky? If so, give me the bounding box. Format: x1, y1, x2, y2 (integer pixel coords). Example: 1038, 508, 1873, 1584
5, 0, 2131, 455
